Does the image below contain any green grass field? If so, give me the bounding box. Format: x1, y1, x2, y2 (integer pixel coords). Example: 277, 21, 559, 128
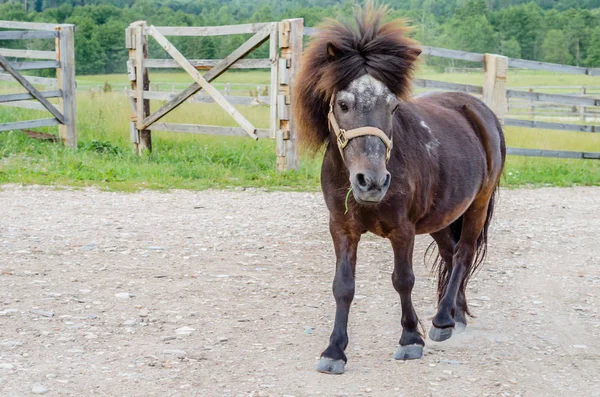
1, 68, 599, 191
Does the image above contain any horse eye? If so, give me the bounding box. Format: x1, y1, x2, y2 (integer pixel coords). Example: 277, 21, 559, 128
339, 102, 349, 112
392, 104, 400, 114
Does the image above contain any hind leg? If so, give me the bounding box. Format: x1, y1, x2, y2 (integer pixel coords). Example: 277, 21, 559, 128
430, 226, 468, 331
430, 196, 491, 342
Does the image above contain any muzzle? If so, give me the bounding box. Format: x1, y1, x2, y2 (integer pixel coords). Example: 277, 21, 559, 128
328, 95, 393, 163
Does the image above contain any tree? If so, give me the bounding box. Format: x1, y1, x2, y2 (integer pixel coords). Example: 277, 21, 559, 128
541, 29, 573, 64
585, 26, 600, 66
494, 2, 543, 59
500, 37, 522, 58
446, 15, 499, 54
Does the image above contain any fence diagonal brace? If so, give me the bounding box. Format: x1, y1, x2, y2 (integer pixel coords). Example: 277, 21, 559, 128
140, 25, 271, 132
0, 53, 65, 124
146, 26, 259, 140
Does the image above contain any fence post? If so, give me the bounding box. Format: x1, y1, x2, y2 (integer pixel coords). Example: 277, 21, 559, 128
277, 18, 303, 171
483, 54, 508, 125
128, 21, 151, 155
56, 24, 76, 148
528, 88, 535, 119
580, 86, 586, 121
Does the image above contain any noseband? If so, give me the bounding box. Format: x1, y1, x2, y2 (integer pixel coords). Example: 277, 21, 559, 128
327, 95, 394, 163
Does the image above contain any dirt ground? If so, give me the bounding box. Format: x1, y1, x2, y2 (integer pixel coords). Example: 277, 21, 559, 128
0, 185, 598, 397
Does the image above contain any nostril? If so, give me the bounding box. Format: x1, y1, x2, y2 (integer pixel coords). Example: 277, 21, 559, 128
356, 173, 367, 189
382, 173, 391, 188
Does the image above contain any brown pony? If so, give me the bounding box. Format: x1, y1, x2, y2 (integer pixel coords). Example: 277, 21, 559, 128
294, 4, 506, 374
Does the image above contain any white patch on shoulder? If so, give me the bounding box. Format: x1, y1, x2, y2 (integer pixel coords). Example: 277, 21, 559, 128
425, 138, 440, 155
420, 120, 438, 154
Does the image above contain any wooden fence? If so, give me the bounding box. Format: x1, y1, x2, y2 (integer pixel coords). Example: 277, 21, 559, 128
125, 20, 302, 171
0, 21, 76, 147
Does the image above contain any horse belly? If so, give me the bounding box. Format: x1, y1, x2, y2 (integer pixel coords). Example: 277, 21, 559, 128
414, 196, 475, 235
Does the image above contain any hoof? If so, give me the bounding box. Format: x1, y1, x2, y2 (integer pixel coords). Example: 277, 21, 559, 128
429, 325, 453, 342
394, 344, 423, 360
316, 357, 346, 374
454, 322, 466, 334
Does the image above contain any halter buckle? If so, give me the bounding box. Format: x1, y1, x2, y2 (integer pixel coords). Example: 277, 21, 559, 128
336, 129, 348, 149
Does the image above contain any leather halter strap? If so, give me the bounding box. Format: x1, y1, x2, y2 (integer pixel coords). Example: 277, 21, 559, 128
328, 95, 393, 163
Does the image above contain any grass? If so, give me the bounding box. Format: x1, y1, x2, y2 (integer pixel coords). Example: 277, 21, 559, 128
1, 68, 599, 191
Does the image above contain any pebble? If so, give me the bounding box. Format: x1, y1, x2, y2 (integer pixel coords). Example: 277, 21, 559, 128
163, 349, 187, 358
115, 292, 135, 299
30, 309, 54, 318
161, 335, 177, 341
31, 384, 48, 394
175, 326, 195, 335
123, 319, 137, 326
439, 359, 462, 365
139, 309, 149, 317
573, 345, 587, 349
218, 336, 229, 342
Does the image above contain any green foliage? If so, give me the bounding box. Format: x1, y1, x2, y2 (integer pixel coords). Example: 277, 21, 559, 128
500, 37, 522, 58
586, 26, 600, 66
541, 29, 573, 64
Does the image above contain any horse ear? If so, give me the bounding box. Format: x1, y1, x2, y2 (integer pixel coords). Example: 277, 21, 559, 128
326, 42, 342, 62
407, 46, 422, 60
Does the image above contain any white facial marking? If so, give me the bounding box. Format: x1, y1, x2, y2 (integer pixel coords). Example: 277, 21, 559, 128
349, 74, 386, 95
338, 74, 393, 110
420, 120, 432, 135
337, 91, 355, 103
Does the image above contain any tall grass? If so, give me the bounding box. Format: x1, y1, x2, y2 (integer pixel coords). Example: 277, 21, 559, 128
0, 69, 599, 191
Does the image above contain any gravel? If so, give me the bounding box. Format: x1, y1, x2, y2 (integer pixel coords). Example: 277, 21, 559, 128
0, 185, 598, 396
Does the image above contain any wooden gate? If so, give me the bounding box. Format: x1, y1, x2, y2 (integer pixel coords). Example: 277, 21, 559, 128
125, 20, 303, 171
0, 21, 76, 147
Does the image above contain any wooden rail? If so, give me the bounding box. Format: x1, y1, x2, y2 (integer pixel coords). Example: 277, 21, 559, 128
144, 58, 271, 69
150, 23, 270, 37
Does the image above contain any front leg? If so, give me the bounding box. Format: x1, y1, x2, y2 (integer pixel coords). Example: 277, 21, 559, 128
390, 225, 425, 360
317, 218, 360, 375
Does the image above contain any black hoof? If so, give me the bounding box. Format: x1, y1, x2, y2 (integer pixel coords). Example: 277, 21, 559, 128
429, 325, 453, 342
317, 357, 346, 374
394, 344, 423, 360
454, 321, 466, 334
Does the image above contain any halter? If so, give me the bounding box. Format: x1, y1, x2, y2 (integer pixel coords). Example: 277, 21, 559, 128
328, 94, 394, 163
